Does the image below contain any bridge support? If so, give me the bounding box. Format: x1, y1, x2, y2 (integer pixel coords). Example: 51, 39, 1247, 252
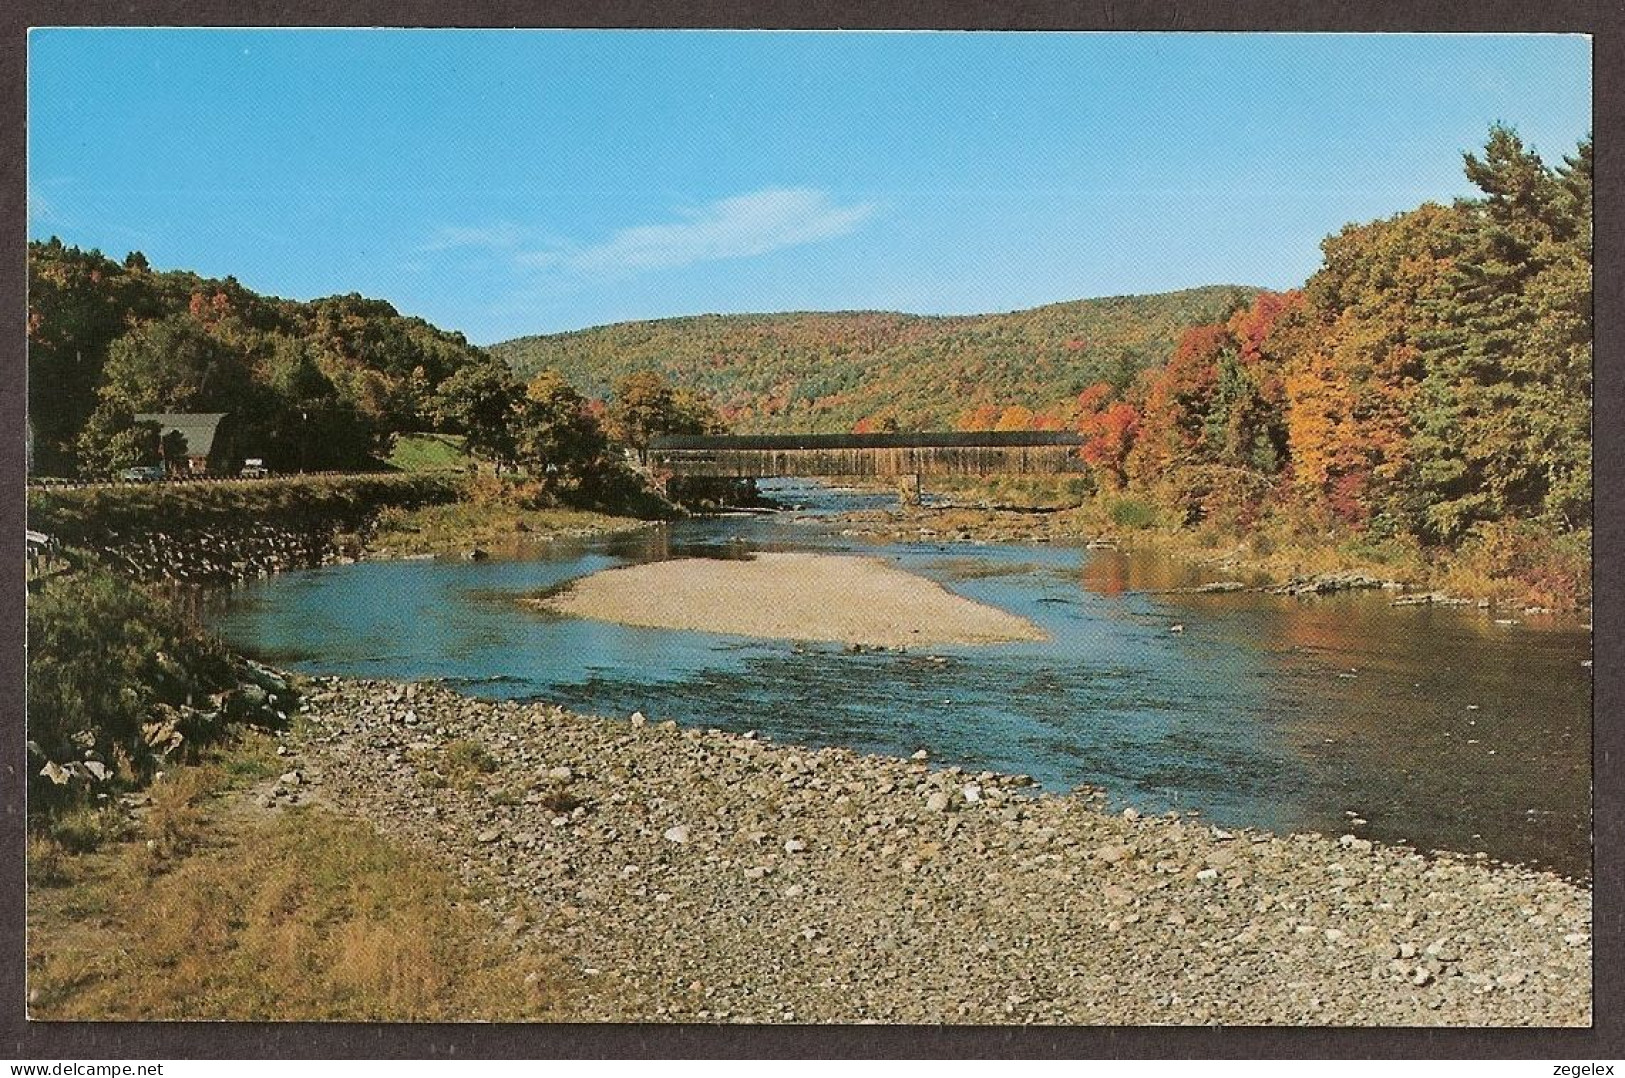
897, 473, 922, 509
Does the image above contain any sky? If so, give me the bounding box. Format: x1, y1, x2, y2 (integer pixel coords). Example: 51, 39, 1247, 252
28, 30, 1592, 344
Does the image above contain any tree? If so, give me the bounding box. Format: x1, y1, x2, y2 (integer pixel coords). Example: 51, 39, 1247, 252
1075, 387, 1139, 491
159, 429, 189, 473
1283, 204, 1464, 527
432, 359, 522, 470
74, 402, 161, 478
606, 371, 726, 460
1407, 128, 1591, 540
515, 370, 615, 493
99, 313, 252, 413
606, 371, 676, 458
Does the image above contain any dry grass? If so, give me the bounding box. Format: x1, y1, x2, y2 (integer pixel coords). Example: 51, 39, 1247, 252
412, 737, 499, 791
28, 737, 579, 1021
368, 501, 636, 556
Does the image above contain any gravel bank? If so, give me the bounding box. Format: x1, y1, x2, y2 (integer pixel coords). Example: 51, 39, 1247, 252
290, 677, 1591, 1025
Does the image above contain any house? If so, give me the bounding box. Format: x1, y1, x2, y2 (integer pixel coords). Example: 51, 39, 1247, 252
134, 412, 236, 475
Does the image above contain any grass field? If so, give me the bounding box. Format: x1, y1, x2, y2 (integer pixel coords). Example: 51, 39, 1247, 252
386, 432, 474, 474
26, 730, 578, 1021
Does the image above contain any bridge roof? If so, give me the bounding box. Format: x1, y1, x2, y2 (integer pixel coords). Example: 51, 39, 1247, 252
650, 430, 1083, 451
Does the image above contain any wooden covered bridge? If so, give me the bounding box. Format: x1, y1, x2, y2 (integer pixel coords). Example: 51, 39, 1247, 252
647, 430, 1086, 503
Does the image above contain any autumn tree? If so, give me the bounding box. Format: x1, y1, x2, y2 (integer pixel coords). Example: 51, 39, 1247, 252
1279, 203, 1465, 527
607, 371, 726, 460
1074, 384, 1139, 491
515, 370, 616, 493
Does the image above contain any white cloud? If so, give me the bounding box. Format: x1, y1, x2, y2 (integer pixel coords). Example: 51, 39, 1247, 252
421, 223, 524, 252
537, 187, 874, 276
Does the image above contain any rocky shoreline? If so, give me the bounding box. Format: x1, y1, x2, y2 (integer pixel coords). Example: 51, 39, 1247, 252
283, 676, 1591, 1025
825, 505, 1579, 618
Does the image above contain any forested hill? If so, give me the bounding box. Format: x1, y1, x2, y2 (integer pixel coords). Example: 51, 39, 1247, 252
491, 285, 1259, 433
27, 240, 493, 476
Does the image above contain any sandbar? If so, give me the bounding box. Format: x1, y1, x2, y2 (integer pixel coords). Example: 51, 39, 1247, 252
534, 551, 1048, 648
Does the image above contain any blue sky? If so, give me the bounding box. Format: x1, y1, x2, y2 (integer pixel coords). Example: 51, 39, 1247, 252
29, 30, 1591, 344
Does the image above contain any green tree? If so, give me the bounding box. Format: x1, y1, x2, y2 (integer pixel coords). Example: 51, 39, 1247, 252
74, 402, 162, 478
432, 359, 522, 470
99, 313, 252, 413
514, 370, 616, 494
1409, 127, 1591, 540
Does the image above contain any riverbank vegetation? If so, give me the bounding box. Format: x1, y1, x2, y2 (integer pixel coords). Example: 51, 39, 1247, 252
913, 129, 1591, 610
25, 566, 247, 826
27, 472, 464, 545
366, 473, 656, 556
26, 564, 576, 1019
26, 729, 574, 1020
27, 241, 731, 512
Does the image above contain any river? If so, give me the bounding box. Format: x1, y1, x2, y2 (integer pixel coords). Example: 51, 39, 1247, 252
207, 479, 1593, 879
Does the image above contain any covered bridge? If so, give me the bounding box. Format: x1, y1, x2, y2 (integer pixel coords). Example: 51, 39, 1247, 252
647, 430, 1086, 480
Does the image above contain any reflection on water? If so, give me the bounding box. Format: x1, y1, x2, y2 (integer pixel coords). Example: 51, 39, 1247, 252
207, 479, 1592, 879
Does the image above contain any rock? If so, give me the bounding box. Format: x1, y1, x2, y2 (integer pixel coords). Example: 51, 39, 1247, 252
279, 770, 303, 786
476, 828, 502, 844
784, 839, 807, 854
1094, 844, 1133, 865
548, 766, 575, 783
1122, 808, 1140, 822
910, 749, 929, 761
664, 825, 690, 845
925, 791, 951, 813
630, 711, 647, 728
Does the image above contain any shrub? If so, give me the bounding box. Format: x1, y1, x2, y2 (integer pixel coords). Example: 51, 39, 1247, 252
1443, 521, 1591, 610
417, 738, 498, 790
26, 568, 236, 816
1107, 496, 1159, 530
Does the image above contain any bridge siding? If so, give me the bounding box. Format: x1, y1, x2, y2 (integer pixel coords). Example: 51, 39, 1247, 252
649, 443, 1083, 478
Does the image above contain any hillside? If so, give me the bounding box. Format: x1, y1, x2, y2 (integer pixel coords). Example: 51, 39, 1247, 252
28, 239, 492, 476
492, 285, 1259, 433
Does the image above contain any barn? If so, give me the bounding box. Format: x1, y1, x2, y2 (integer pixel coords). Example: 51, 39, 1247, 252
133, 412, 237, 476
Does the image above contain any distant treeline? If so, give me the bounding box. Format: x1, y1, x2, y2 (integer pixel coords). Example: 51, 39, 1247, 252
26, 242, 722, 496
492, 286, 1259, 434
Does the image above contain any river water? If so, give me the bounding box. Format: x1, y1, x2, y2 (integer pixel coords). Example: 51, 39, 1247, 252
207, 480, 1593, 879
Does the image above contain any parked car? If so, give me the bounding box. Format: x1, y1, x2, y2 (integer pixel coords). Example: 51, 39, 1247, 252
119, 465, 166, 483
240, 458, 269, 479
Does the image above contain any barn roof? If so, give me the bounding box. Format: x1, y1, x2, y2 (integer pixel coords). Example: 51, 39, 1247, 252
133, 413, 228, 457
